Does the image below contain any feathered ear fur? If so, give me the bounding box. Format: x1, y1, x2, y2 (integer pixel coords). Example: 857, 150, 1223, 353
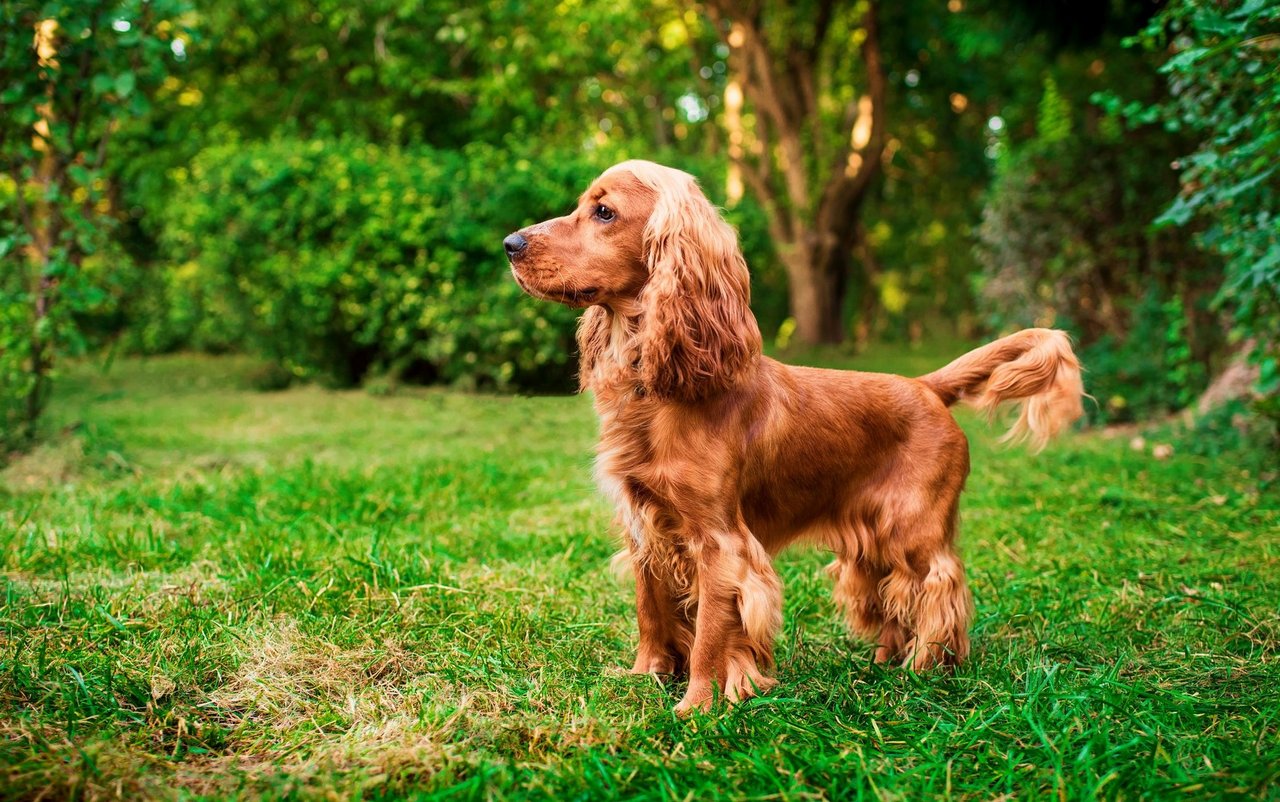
635, 170, 761, 401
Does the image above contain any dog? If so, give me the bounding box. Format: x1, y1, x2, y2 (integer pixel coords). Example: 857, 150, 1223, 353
504, 160, 1084, 714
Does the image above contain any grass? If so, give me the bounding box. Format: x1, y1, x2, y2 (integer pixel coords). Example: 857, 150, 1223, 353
1, 345, 1278, 801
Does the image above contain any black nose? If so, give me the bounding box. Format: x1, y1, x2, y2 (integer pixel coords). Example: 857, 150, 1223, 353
504, 232, 528, 258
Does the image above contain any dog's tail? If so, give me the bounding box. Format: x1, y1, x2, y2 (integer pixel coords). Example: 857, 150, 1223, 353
917, 328, 1084, 451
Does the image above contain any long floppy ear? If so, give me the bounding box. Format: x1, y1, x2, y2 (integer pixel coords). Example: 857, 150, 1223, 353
637, 172, 762, 401
576, 304, 610, 392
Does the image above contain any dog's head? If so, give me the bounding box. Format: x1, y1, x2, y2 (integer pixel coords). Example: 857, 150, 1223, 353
504, 160, 761, 400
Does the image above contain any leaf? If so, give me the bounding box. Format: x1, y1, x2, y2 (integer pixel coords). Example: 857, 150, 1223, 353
115, 72, 136, 98
1232, 0, 1271, 18
1155, 192, 1201, 228
1219, 166, 1277, 201
67, 164, 94, 187
1191, 9, 1244, 36
1161, 47, 1209, 73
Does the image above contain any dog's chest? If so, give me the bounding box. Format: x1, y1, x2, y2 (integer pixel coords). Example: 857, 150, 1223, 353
591, 407, 673, 556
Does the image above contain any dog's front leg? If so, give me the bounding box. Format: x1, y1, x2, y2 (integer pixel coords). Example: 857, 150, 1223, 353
631, 559, 692, 676
675, 530, 781, 715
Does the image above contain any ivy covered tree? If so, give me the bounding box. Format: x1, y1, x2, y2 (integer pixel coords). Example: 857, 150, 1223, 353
1125, 0, 1280, 418
0, 0, 189, 451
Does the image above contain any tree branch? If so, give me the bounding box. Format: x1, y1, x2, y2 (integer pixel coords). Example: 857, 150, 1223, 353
736, 153, 793, 245
817, 0, 887, 240
64, 6, 103, 155
812, 0, 837, 53
706, 0, 820, 231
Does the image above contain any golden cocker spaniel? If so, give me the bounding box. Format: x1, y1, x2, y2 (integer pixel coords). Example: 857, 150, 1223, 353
504, 160, 1084, 714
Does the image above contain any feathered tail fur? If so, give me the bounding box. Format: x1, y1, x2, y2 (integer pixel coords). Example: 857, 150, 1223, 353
917, 328, 1085, 450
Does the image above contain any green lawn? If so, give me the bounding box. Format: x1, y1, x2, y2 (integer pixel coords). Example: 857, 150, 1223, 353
2, 349, 1278, 800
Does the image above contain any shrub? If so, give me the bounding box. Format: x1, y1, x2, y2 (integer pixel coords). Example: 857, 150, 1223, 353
977, 79, 1221, 423
1076, 292, 1207, 423
159, 139, 604, 390
1121, 0, 1280, 421
1, 1, 188, 456
153, 140, 783, 391
0, 279, 36, 454
1, 175, 30, 452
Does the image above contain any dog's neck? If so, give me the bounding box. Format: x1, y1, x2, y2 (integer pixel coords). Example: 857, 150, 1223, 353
580, 300, 761, 406
582, 303, 644, 402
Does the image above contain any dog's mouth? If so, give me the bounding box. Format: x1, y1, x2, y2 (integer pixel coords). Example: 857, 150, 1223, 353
511, 269, 599, 306
540, 286, 599, 307
565, 287, 599, 303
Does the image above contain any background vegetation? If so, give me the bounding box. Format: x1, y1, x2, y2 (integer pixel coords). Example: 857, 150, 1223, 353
3, 0, 1278, 441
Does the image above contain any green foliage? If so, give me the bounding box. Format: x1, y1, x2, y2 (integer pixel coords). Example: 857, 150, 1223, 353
0, 0, 188, 452
139, 0, 718, 151
0, 274, 36, 454
143, 140, 780, 390
1077, 293, 1208, 422
105, 0, 724, 254
1121, 0, 1280, 415
158, 138, 605, 389
865, 1, 1019, 343
1176, 398, 1278, 462
977, 75, 1219, 422
1036, 76, 1073, 144
82, 0, 756, 391
0, 176, 30, 449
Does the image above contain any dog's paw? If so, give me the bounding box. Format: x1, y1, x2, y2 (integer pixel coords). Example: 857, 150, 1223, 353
629, 653, 678, 676
729, 674, 777, 701
673, 674, 776, 716
674, 687, 715, 716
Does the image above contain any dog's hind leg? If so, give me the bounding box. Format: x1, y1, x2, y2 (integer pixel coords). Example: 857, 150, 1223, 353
827, 554, 908, 663
879, 503, 973, 670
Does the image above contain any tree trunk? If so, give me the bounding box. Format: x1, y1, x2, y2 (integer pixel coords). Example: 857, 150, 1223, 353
853, 223, 880, 349
706, 0, 886, 348
22, 18, 62, 441
785, 237, 850, 345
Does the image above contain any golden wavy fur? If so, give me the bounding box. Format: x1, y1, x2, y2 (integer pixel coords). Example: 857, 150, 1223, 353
505, 160, 1084, 714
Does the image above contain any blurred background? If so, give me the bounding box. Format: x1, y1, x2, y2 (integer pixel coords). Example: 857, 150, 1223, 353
2, 0, 1277, 455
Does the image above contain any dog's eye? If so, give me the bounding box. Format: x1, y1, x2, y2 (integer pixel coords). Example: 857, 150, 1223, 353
594, 204, 615, 222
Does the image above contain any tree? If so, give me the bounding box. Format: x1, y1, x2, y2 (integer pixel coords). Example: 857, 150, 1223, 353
702, 0, 887, 345
0, 0, 187, 450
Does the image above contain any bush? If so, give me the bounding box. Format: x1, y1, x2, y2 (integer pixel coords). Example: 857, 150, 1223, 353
0, 282, 36, 454
977, 78, 1221, 423
0, 0, 189, 459
150, 140, 783, 391
1123, 0, 1280, 421
159, 139, 605, 390
1, 175, 31, 452
1076, 292, 1207, 423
